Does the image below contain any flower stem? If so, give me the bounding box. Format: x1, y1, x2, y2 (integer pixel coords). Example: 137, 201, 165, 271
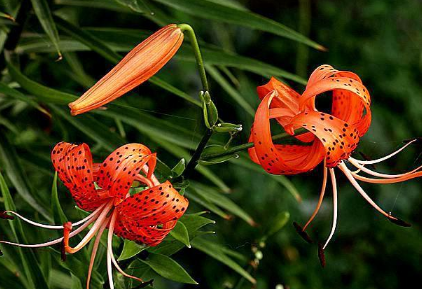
200, 128, 307, 161
178, 24, 210, 92
182, 128, 214, 180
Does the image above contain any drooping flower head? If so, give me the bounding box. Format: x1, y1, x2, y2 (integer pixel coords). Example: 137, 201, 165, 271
249, 65, 420, 265
69, 24, 184, 115
1, 142, 188, 288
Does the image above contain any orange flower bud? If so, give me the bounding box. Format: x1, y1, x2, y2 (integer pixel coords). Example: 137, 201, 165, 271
69, 24, 184, 115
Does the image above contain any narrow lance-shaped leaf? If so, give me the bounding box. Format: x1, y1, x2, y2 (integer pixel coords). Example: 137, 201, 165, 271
191, 237, 256, 284
140, 252, 198, 284
118, 240, 146, 261
0, 172, 50, 289
30, 0, 62, 58
152, 0, 325, 50
191, 181, 256, 226
169, 221, 191, 248
0, 129, 51, 220
51, 172, 67, 224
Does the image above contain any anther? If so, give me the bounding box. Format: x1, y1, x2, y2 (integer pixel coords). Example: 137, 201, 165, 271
317, 243, 326, 268
132, 279, 154, 289
293, 222, 313, 244
358, 152, 376, 170
388, 215, 411, 227
0, 211, 14, 220
403, 137, 422, 145
60, 240, 66, 262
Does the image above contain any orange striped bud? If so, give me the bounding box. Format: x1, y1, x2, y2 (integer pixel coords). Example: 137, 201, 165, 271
69, 24, 184, 115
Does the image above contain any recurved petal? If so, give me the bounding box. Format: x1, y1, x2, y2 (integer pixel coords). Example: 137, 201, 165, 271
249, 92, 325, 174
114, 218, 177, 246
69, 24, 184, 115
285, 111, 360, 167
95, 144, 155, 202
116, 181, 188, 226
51, 142, 105, 211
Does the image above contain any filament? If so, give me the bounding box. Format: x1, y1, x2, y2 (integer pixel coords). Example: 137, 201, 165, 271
348, 158, 422, 179
87, 216, 109, 289
64, 202, 113, 254
107, 211, 144, 286
339, 162, 390, 218
323, 168, 338, 250
0, 210, 100, 248
107, 211, 118, 289
4, 203, 106, 230
350, 139, 416, 165
303, 165, 328, 231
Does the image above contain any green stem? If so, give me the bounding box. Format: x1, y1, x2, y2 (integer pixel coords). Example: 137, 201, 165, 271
178, 24, 210, 92
181, 128, 214, 180
201, 128, 307, 161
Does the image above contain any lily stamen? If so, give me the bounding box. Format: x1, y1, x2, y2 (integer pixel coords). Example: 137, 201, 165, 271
3, 203, 106, 230
63, 201, 114, 254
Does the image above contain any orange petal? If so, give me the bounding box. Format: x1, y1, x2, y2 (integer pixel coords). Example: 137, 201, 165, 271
300, 66, 372, 137
249, 92, 325, 174
51, 142, 105, 211
116, 181, 188, 226
69, 24, 184, 115
285, 111, 360, 167
95, 144, 155, 203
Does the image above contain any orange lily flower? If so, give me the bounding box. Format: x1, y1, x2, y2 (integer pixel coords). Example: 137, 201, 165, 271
249, 65, 420, 264
1, 142, 188, 288
69, 24, 184, 115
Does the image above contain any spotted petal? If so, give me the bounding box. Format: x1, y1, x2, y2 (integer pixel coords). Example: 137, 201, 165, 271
95, 144, 156, 203
51, 142, 105, 211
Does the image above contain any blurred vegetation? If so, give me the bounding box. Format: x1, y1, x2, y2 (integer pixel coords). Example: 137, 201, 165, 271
0, 0, 421, 289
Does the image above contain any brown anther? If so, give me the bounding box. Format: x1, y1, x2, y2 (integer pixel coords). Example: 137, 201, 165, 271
0, 211, 14, 220
317, 243, 326, 268
132, 279, 154, 288
60, 240, 66, 262
358, 152, 376, 170
388, 216, 411, 227
293, 222, 313, 244
403, 137, 422, 145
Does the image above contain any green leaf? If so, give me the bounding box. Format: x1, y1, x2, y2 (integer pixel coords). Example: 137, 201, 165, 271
0, 129, 51, 220
0, 172, 50, 289
30, 0, 61, 58
152, 0, 324, 50
180, 213, 215, 239
17, 28, 306, 84
0, 82, 50, 115
206, 65, 254, 116
55, 0, 133, 13
231, 155, 302, 202
50, 105, 125, 151
185, 188, 231, 220
114, 0, 150, 13
171, 158, 185, 177
51, 172, 67, 224
199, 145, 239, 165
191, 181, 256, 226
7, 61, 77, 105
191, 237, 255, 284
263, 211, 290, 241
118, 240, 146, 261
169, 221, 190, 248
141, 253, 198, 284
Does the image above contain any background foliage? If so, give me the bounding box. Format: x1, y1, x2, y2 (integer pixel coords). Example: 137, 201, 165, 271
0, 0, 421, 289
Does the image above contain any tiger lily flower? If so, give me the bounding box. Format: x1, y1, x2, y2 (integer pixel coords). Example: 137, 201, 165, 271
0, 142, 188, 288
248, 65, 420, 265
69, 24, 184, 115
